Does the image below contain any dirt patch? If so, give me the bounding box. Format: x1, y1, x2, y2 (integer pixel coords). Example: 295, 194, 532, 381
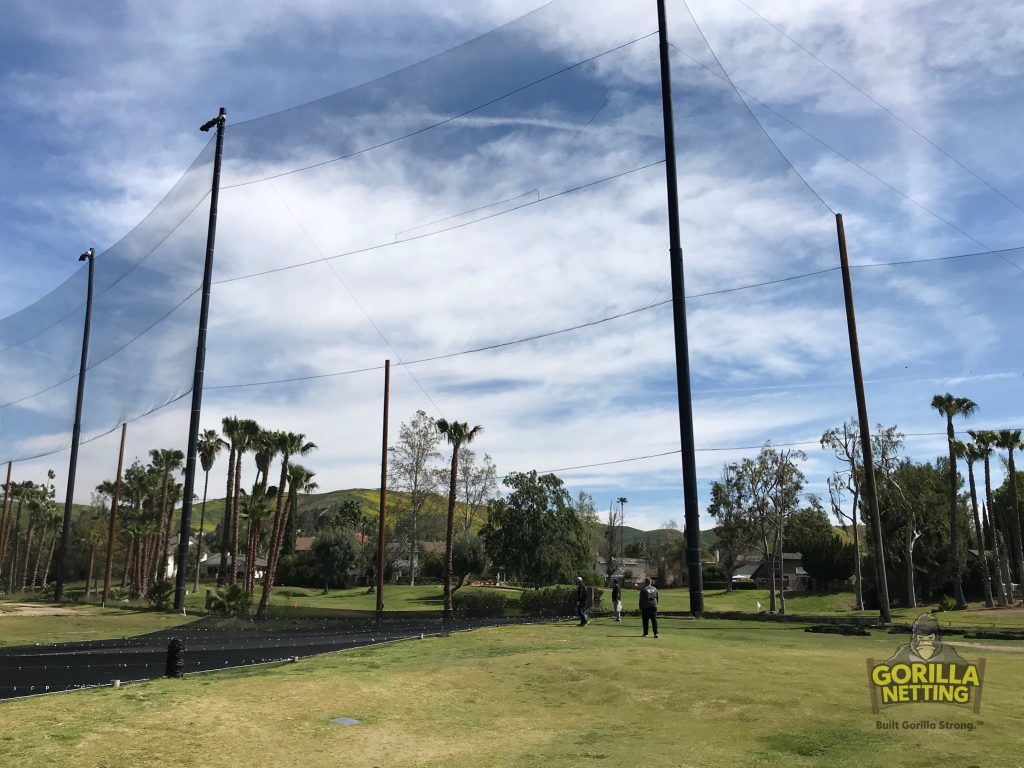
0, 603, 86, 617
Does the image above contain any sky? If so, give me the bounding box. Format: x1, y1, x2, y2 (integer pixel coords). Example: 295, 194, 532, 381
1, 0, 1023, 533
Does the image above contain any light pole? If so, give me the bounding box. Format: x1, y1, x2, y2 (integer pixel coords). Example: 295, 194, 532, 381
54, 247, 95, 602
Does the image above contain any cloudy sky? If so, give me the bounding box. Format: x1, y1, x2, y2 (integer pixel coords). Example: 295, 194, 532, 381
2, 0, 1023, 533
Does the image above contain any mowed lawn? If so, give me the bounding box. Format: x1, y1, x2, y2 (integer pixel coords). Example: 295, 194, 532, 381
2, 618, 1022, 768
0, 608, 194, 648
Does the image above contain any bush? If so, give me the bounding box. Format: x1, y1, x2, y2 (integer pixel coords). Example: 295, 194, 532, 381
519, 585, 602, 615
276, 552, 319, 589
210, 583, 252, 618
581, 572, 604, 588
147, 579, 174, 611
275, 587, 315, 598
452, 589, 507, 617
934, 594, 958, 613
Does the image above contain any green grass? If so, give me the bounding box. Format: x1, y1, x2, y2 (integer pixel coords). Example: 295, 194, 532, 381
0, 608, 195, 647
1, 618, 1021, 767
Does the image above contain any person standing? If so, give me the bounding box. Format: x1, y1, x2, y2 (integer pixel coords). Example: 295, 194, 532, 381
611, 578, 622, 622
639, 577, 659, 637
576, 576, 589, 626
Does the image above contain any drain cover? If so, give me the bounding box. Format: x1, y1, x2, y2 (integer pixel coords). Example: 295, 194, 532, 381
331, 717, 361, 725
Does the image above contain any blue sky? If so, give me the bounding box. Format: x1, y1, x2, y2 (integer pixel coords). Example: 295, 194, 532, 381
2, 0, 1023, 532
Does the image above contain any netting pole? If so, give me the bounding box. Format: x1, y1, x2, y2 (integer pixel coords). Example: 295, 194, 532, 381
101, 423, 127, 607
377, 360, 390, 622
835, 213, 891, 624
656, 0, 703, 616
174, 107, 227, 612
54, 247, 95, 603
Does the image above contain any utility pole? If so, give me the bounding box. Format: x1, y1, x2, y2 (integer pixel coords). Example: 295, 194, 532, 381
101, 423, 127, 607
174, 107, 227, 611
656, 0, 703, 616
835, 213, 891, 623
377, 360, 390, 621
54, 247, 95, 602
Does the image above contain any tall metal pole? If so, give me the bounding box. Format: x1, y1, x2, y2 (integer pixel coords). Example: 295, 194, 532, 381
376, 360, 391, 620
835, 213, 891, 623
656, 0, 703, 615
55, 247, 95, 602
101, 423, 127, 607
174, 107, 227, 611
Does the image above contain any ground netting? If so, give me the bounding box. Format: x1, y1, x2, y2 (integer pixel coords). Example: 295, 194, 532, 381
0, 613, 548, 700
5, 0, 1023, 479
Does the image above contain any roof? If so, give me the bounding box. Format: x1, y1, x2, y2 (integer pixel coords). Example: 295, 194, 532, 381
295, 536, 315, 552
201, 554, 268, 568
732, 564, 758, 579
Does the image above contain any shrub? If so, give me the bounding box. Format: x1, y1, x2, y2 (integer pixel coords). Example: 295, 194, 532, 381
934, 594, 958, 613
210, 583, 252, 618
520, 586, 575, 616
732, 581, 758, 590
275, 587, 315, 598
147, 579, 174, 611
452, 589, 507, 617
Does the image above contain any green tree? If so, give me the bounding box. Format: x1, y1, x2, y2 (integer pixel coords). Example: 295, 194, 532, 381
217, 416, 241, 587
312, 528, 357, 593
970, 429, 1011, 605
256, 431, 316, 619
481, 471, 592, 588
437, 419, 484, 619
283, 464, 317, 555
150, 448, 185, 582
389, 410, 442, 586
800, 534, 855, 590
194, 429, 227, 592
930, 393, 977, 608
452, 535, 486, 591
707, 464, 753, 591
954, 441, 995, 607
995, 429, 1024, 586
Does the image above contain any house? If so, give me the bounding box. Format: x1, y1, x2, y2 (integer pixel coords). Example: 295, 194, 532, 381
747, 553, 809, 592
594, 557, 652, 587
198, 554, 267, 581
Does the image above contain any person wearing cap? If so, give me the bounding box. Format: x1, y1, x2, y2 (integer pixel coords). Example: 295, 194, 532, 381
611, 578, 622, 622
575, 576, 589, 626
639, 577, 659, 637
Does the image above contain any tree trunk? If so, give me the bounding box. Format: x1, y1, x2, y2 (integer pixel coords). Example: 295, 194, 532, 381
7, 499, 24, 594
194, 471, 209, 594
409, 508, 418, 587
904, 525, 917, 609
157, 471, 171, 582
946, 419, 967, 608
763, 529, 776, 613
229, 456, 243, 585
20, 519, 35, 593
42, 531, 57, 589
85, 543, 96, 598
849, 487, 863, 610
217, 448, 235, 587
122, 532, 134, 590
256, 455, 291, 621
31, 521, 48, 589
966, 462, 994, 608
443, 445, 459, 619
1007, 450, 1024, 595
983, 457, 1011, 605
984, 503, 1008, 606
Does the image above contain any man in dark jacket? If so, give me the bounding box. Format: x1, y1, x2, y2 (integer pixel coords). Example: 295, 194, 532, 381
576, 576, 589, 626
611, 578, 622, 622
639, 577, 659, 637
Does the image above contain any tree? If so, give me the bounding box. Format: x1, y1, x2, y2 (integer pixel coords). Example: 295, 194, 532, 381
389, 410, 442, 586
954, 441, 995, 607
995, 429, 1024, 589
256, 431, 316, 620
283, 464, 317, 555
707, 464, 753, 591
801, 534, 856, 591
312, 528, 357, 593
481, 471, 592, 588
194, 429, 226, 593
821, 421, 865, 610
457, 449, 497, 534
150, 448, 185, 582
600, 503, 623, 583
436, 419, 484, 620
238, 482, 275, 596
217, 416, 240, 587
969, 429, 1011, 605
451, 536, 486, 591
229, 419, 261, 585
930, 393, 977, 608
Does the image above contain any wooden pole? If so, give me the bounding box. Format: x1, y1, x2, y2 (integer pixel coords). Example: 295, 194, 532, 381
102, 424, 127, 607
836, 213, 891, 623
376, 360, 390, 620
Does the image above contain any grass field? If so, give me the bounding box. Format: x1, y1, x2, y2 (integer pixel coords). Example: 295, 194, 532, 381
0, 608, 194, 647
1, 617, 1022, 767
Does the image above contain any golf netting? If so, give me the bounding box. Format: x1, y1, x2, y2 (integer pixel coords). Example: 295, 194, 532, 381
4, 0, 1023, 491
0, 614, 543, 700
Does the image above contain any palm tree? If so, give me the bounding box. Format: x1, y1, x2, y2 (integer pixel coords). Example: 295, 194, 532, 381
253, 429, 279, 496
930, 393, 977, 608
954, 441, 994, 607
150, 448, 185, 582
228, 419, 261, 585
617, 496, 628, 554
969, 430, 1010, 606
437, 419, 484, 620
217, 416, 241, 587
194, 429, 227, 592
238, 482, 275, 596
283, 464, 317, 556
6, 481, 33, 593
996, 429, 1024, 595
256, 432, 317, 619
